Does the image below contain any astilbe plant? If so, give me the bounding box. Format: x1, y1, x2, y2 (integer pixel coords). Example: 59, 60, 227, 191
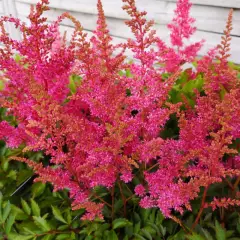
0, 0, 239, 225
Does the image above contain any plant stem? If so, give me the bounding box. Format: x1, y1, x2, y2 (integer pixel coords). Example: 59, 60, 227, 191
147, 162, 159, 172
111, 186, 115, 221
191, 186, 209, 230
225, 178, 234, 191
170, 215, 189, 233
118, 181, 127, 217
234, 176, 240, 189
92, 193, 112, 208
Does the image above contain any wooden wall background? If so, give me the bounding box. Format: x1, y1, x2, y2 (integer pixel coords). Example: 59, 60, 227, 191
2, 0, 240, 63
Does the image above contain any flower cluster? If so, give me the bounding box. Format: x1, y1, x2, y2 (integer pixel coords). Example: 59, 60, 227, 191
0, 0, 239, 221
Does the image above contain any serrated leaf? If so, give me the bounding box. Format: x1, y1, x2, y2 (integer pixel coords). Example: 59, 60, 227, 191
30, 199, 40, 217
203, 213, 212, 222
51, 206, 67, 224
22, 227, 36, 235
201, 228, 213, 240
159, 225, 166, 237
107, 230, 118, 240
146, 222, 160, 236
187, 233, 205, 240
10, 205, 28, 221
3, 201, 11, 222
113, 218, 132, 229
141, 228, 152, 240
215, 220, 226, 240
133, 233, 146, 240
21, 199, 31, 215
155, 212, 164, 226
33, 216, 51, 231
31, 182, 46, 198
5, 213, 16, 234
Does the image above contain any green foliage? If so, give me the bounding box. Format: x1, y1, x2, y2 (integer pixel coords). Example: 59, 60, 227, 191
169, 69, 204, 107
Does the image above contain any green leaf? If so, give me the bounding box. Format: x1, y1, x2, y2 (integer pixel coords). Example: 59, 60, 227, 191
3, 201, 11, 222
85, 236, 93, 240
5, 213, 16, 234
215, 220, 226, 240
134, 221, 141, 234
16, 169, 33, 186
33, 216, 51, 231
2, 159, 9, 171
8, 234, 34, 240
57, 225, 69, 230
186, 233, 205, 240
141, 228, 152, 240
11, 205, 28, 221
113, 218, 132, 229
125, 69, 133, 78
22, 227, 36, 235
0, 192, 2, 222
114, 199, 123, 213
237, 220, 240, 234
159, 225, 166, 237
66, 209, 72, 224
133, 212, 141, 222
133, 233, 146, 240
140, 208, 151, 224
31, 182, 46, 198
51, 206, 67, 224
226, 230, 234, 238
30, 199, 40, 217
107, 230, 118, 240
56, 234, 72, 240
21, 199, 31, 215
203, 213, 212, 222
201, 228, 213, 240
155, 212, 164, 226
99, 223, 110, 232
149, 208, 156, 223
42, 235, 54, 240
146, 222, 160, 236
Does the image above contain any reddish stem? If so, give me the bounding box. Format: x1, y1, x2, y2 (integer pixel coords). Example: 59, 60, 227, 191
191, 186, 209, 230
118, 181, 127, 217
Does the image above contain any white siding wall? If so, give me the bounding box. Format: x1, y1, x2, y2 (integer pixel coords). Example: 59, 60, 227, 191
3, 0, 240, 62
0, 1, 3, 16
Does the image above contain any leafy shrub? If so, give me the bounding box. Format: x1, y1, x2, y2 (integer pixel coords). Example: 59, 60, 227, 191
0, 0, 240, 239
